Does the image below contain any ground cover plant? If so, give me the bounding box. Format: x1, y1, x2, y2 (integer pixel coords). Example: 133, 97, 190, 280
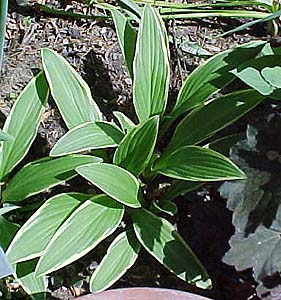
0, 3, 275, 299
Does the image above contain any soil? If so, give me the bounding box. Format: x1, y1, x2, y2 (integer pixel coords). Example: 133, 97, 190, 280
0, 1, 277, 299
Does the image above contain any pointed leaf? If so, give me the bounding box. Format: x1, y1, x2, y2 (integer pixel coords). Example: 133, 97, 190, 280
90, 230, 140, 292
171, 41, 266, 117
77, 163, 141, 208
36, 195, 124, 276
50, 122, 124, 156
15, 260, 47, 300
6, 193, 89, 264
133, 5, 170, 121
113, 111, 136, 133
3, 155, 102, 202
111, 9, 137, 77
0, 72, 48, 180
41, 48, 102, 129
130, 208, 211, 289
154, 146, 246, 181
167, 90, 264, 153
114, 116, 159, 176
0, 216, 19, 251
117, 0, 142, 18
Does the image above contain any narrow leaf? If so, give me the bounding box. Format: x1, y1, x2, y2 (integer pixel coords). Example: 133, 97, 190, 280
154, 146, 246, 181
0, 0, 8, 70
77, 163, 141, 208
133, 4, 170, 121
111, 9, 137, 77
113, 111, 136, 133
0, 216, 19, 251
117, 0, 142, 18
130, 208, 211, 289
2, 155, 102, 202
6, 193, 89, 264
114, 116, 159, 176
50, 122, 124, 156
41, 48, 102, 129
171, 41, 266, 117
0, 130, 13, 143
0, 72, 49, 180
90, 230, 140, 292
35, 195, 124, 276
167, 89, 264, 153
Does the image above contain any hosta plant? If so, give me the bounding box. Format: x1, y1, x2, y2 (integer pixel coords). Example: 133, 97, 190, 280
5, 4, 270, 298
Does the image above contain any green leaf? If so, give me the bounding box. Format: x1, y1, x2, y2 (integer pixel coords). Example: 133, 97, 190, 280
110, 9, 137, 77
166, 90, 264, 153
0, 205, 20, 216
41, 48, 102, 129
0, 130, 13, 143
15, 260, 47, 300
90, 230, 140, 292
133, 4, 170, 122
0, 72, 49, 180
117, 0, 142, 18
154, 146, 246, 181
50, 122, 124, 156
171, 41, 266, 117
130, 208, 211, 289
232, 55, 281, 99
3, 155, 102, 202
0, 216, 19, 251
76, 163, 141, 208
114, 116, 159, 176
35, 195, 124, 276
150, 200, 178, 216
6, 193, 89, 264
0, 0, 8, 70
113, 111, 136, 133
162, 181, 203, 203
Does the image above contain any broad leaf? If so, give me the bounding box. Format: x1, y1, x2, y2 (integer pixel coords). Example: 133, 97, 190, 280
15, 260, 47, 300
232, 55, 281, 99
166, 89, 264, 153
130, 208, 211, 289
50, 122, 124, 156
76, 163, 141, 208
0, 216, 19, 251
0, 130, 13, 143
113, 111, 136, 133
2, 155, 102, 202
0, 72, 48, 180
6, 193, 89, 264
133, 5, 170, 122
171, 41, 266, 117
41, 48, 102, 129
154, 146, 246, 181
111, 9, 137, 77
35, 195, 124, 276
90, 230, 140, 292
114, 116, 159, 176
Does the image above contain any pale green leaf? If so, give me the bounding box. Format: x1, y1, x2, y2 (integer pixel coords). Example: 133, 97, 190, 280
50, 122, 124, 156
90, 230, 140, 292
171, 41, 266, 117
41, 48, 102, 129
0, 205, 20, 216
76, 163, 141, 208
3, 155, 102, 202
154, 146, 246, 181
0, 72, 49, 180
6, 193, 89, 264
130, 208, 211, 289
35, 195, 124, 276
167, 90, 264, 153
114, 115, 159, 176
133, 5, 170, 122
113, 111, 136, 133
0, 130, 13, 143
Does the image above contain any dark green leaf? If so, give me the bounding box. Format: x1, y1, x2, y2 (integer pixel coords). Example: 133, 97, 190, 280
0, 216, 19, 251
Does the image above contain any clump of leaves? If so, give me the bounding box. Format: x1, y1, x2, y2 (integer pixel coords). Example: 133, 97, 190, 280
2, 3, 271, 299
220, 111, 281, 299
